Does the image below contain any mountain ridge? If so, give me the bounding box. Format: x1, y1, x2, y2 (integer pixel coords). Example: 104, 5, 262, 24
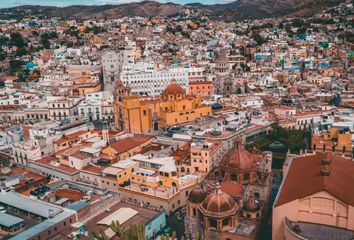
0, 0, 344, 20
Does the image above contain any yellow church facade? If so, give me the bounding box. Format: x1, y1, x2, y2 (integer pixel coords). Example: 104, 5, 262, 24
114, 82, 211, 134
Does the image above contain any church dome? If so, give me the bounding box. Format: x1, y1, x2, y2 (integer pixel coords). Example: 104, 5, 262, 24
220, 181, 243, 198
221, 146, 261, 169
215, 50, 228, 62
162, 81, 185, 98
188, 186, 207, 204
200, 184, 238, 217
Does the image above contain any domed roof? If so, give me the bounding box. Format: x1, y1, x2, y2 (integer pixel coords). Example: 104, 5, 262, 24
188, 186, 207, 204
201, 184, 238, 217
215, 50, 228, 62
162, 80, 185, 97
221, 181, 243, 198
221, 146, 261, 170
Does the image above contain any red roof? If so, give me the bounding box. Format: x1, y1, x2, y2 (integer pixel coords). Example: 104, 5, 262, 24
162, 83, 185, 97
221, 146, 261, 170
109, 135, 153, 153
55, 188, 85, 201
275, 152, 354, 207
221, 181, 243, 198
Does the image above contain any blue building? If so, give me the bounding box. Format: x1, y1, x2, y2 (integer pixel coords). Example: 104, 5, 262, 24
144, 211, 167, 239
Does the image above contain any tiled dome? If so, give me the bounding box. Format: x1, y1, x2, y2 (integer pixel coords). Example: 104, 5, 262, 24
200, 184, 238, 217
162, 80, 185, 97
221, 146, 260, 169
188, 186, 207, 204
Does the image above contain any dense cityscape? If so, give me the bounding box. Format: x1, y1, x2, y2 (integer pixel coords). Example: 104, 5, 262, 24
0, 0, 353, 240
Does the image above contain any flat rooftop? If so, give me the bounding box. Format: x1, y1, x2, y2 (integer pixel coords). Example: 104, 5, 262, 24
285, 218, 354, 240
0, 191, 62, 218
84, 201, 162, 234
0, 191, 76, 240
0, 212, 24, 228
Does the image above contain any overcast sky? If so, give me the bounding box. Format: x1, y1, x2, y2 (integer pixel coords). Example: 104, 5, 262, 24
0, 0, 236, 8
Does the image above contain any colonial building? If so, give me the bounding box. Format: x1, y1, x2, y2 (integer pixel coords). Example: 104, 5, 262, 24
212, 50, 246, 96
185, 144, 273, 240
47, 97, 81, 121
115, 81, 211, 134
273, 152, 354, 240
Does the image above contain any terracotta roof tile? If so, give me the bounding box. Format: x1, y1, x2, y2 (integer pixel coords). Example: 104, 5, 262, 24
109, 135, 153, 153
275, 152, 354, 207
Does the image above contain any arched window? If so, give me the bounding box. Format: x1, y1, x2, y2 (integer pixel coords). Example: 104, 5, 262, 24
154, 122, 159, 131
192, 208, 197, 217
209, 219, 217, 229
222, 218, 230, 227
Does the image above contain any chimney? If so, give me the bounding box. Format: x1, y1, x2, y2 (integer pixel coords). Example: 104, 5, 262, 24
320, 168, 330, 176
322, 158, 331, 165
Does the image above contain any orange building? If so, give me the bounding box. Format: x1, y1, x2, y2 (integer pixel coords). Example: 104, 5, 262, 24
100, 135, 153, 163
312, 127, 353, 156
115, 81, 211, 134
188, 81, 213, 97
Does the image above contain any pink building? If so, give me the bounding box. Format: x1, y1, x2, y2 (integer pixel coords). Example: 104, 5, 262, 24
272, 152, 354, 240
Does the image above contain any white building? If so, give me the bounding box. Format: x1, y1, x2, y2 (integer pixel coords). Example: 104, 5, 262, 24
121, 63, 189, 96
102, 43, 135, 90
12, 140, 42, 165
77, 91, 114, 123
240, 96, 264, 108
47, 96, 82, 121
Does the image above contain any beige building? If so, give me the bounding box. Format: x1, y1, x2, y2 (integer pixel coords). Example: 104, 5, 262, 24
273, 152, 354, 240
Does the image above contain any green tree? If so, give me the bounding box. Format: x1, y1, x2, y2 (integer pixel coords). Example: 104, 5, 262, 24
16, 47, 28, 56
286, 130, 305, 152
92, 221, 147, 240
252, 32, 266, 46
10, 59, 24, 73
0, 36, 9, 45
10, 32, 26, 48
91, 227, 109, 240
110, 220, 125, 238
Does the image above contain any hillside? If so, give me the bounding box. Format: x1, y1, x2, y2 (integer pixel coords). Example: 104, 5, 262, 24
0, 0, 345, 20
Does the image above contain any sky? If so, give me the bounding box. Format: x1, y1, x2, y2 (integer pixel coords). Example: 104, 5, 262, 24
0, 0, 235, 8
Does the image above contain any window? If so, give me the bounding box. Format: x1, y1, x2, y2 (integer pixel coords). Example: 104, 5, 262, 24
222, 218, 230, 227
210, 219, 217, 228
